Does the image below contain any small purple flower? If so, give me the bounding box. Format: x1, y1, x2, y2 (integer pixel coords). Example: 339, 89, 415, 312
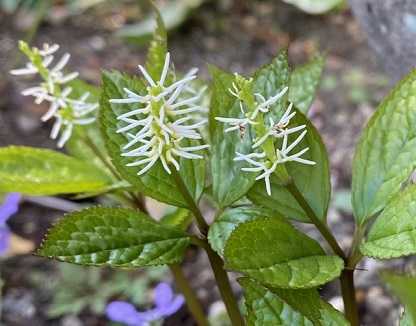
106, 282, 184, 326
0, 193, 21, 255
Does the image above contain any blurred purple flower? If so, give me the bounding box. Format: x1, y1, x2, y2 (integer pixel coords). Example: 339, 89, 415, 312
106, 282, 184, 326
0, 193, 21, 255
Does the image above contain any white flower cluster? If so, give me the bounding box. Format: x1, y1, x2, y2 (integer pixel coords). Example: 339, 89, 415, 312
110, 53, 209, 176
216, 80, 315, 195
10, 43, 97, 147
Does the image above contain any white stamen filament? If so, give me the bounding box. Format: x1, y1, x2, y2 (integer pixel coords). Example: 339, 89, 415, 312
10, 42, 97, 148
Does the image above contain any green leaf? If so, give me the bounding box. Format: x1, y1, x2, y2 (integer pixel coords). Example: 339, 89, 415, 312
381, 271, 416, 323
253, 51, 290, 121
0, 146, 111, 195
145, 5, 168, 82
67, 79, 101, 102
282, 0, 344, 14
224, 218, 343, 288
319, 301, 350, 326
116, 0, 205, 43
240, 277, 317, 325
160, 208, 193, 231
240, 278, 349, 326
209, 66, 257, 208
352, 69, 416, 224
361, 186, 416, 259
37, 207, 191, 267
289, 56, 324, 114
248, 109, 331, 222
66, 123, 115, 180
208, 206, 284, 256
99, 70, 205, 207
64, 80, 116, 179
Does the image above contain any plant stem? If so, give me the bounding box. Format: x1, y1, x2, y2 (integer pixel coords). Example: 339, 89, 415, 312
205, 246, 245, 326
286, 181, 360, 324
170, 168, 244, 325
170, 264, 209, 326
129, 190, 208, 326
170, 168, 209, 235
82, 134, 122, 181
340, 269, 359, 326
285, 181, 346, 259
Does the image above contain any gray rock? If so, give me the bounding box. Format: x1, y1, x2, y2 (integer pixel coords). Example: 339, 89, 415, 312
349, 0, 416, 82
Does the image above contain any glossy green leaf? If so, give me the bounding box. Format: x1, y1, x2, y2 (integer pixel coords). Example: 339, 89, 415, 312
209, 67, 257, 208
361, 186, 416, 259
66, 123, 115, 180
67, 78, 100, 102
99, 70, 205, 207
0, 146, 111, 195
38, 207, 191, 267
65, 80, 116, 179
240, 278, 349, 326
282, 0, 344, 14
224, 218, 343, 288
352, 70, 416, 224
208, 207, 284, 256
381, 272, 416, 323
289, 56, 324, 114
253, 50, 290, 121
248, 109, 331, 222
160, 208, 193, 231
319, 301, 350, 326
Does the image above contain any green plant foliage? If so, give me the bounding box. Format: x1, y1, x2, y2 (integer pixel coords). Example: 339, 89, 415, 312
248, 109, 331, 223
209, 66, 257, 208
289, 56, 325, 114
208, 207, 284, 256
381, 272, 416, 323
37, 207, 191, 267
160, 207, 193, 231
99, 71, 205, 207
240, 278, 348, 325
352, 69, 416, 224
224, 218, 344, 288
0, 146, 111, 195
253, 51, 290, 121
27, 263, 167, 318
361, 186, 416, 259
42, 263, 167, 317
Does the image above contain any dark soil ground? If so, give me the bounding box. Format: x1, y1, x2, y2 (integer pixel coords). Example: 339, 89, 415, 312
0, 1, 413, 325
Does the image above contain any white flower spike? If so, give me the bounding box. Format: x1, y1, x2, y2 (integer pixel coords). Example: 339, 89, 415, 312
11, 42, 97, 147
216, 83, 289, 137
110, 52, 209, 176
215, 74, 315, 196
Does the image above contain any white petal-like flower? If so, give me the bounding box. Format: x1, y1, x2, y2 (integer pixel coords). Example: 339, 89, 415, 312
252, 103, 306, 148
215, 84, 288, 137
110, 53, 209, 176
11, 42, 97, 147
220, 74, 315, 196
235, 129, 316, 195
